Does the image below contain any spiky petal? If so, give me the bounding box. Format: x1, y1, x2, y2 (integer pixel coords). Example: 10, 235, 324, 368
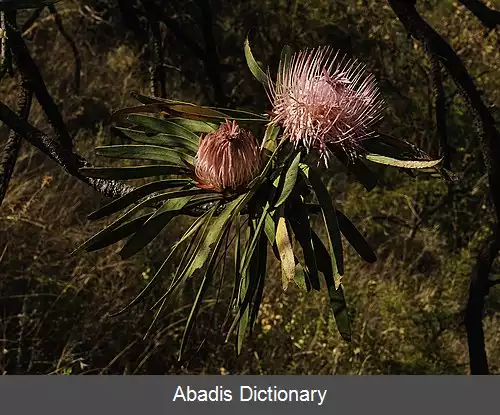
194, 120, 262, 193
268, 46, 384, 164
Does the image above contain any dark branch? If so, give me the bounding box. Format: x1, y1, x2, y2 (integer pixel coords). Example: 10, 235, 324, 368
0, 99, 134, 199
457, 0, 500, 30
4, 10, 73, 150
0, 80, 32, 206
429, 56, 451, 170
465, 227, 500, 374
48, 4, 81, 93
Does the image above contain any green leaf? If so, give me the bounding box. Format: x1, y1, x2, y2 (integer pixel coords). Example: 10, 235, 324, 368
126, 114, 200, 144
275, 151, 301, 207
334, 152, 378, 191
262, 123, 280, 151
304, 166, 344, 284
311, 231, 351, 342
286, 196, 320, 291
240, 204, 269, 277
275, 209, 295, 291
79, 165, 190, 180
179, 192, 252, 283
119, 191, 202, 259
365, 154, 442, 169
179, 222, 229, 358
293, 263, 310, 292
88, 179, 192, 220
167, 118, 218, 133
84, 214, 151, 252
264, 212, 276, 245
244, 37, 269, 86
115, 127, 198, 154
73, 191, 179, 254
336, 210, 377, 263
95, 144, 194, 166
249, 234, 267, 333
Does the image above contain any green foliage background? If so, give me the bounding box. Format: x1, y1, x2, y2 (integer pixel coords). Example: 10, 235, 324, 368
1, 0, 500, 374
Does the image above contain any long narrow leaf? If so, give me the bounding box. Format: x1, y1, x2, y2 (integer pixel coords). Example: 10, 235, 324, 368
88, 179, 192, 220
336, 210, 377, 263
115, 127, 198, 154
126, 114, 200, 144
311, 231, 351, 341
95, 144, 193, 165
79, 165, 190, 180
304, 166, 344, 284
244, 38, 269, 86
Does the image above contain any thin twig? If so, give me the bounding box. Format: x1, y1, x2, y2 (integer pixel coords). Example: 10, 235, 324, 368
48, 4, 81, 93
0, 98, 133, 199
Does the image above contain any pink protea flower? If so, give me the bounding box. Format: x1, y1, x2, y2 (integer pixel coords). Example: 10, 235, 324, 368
268, 46, 384, 164
194, 120, 262, 193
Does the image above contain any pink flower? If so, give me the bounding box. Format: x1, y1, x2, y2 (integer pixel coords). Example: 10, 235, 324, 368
194, 120, 262, 193
268, 46, 384, 164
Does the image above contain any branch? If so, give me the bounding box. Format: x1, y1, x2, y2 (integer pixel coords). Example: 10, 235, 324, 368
457, 0, 500, 30
429, 56, 451, 169
4, 10, 73, 150
0, 81, 33, 205
0, 99, 134, 199
465, 227, 500, 374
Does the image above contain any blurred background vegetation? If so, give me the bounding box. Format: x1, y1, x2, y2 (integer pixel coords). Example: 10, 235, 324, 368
1, 0, 500, 375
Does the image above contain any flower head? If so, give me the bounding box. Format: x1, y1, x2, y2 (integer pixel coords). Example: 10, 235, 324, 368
194, 120, 262, 193
268, 47, 384, 164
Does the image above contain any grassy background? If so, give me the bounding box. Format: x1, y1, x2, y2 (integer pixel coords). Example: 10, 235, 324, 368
1, 0, 500, 374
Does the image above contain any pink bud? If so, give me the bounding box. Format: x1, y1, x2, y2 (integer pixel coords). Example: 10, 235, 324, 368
194, 120, 262, 193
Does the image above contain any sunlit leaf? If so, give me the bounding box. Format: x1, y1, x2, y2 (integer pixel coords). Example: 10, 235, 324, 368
244, 37, 269, 85
275, 151, 301, 207
365, 154, 442, 169
126, 114, 200, 144
275, 209, 295, 291
115, 127, 198, 154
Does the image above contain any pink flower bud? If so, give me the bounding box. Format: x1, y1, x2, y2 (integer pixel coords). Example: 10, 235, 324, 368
194, 120, 262, 193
